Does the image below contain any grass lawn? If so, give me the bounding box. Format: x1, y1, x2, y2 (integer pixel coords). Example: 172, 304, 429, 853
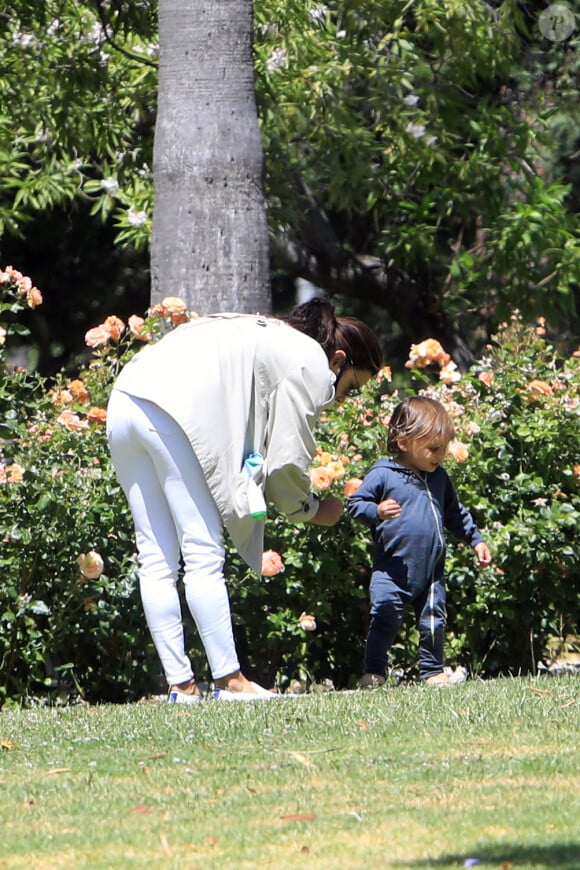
0, 675, 578, 869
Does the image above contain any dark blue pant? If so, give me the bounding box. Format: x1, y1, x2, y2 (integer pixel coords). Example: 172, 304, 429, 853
364, 571, 446, 680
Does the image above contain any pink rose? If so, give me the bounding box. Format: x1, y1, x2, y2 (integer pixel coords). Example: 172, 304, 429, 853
261, 549, 284, 577
56, 410, 89, 431
85, 325, 111, 348
299, 612, 317, 632
77, 550, 105, 580
128, 315, 148, 340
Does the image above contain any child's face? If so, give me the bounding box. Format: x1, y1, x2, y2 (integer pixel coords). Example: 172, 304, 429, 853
397, 434, 450, 474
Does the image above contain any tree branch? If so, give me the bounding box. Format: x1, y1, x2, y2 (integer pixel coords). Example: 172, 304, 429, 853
271, 233, 475, 371
90, 0, 158, 69
272, 176, 476, 369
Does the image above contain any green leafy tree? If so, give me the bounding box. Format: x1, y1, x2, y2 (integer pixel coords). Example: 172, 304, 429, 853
256, 0, 580, 362
0, 1, 578, 368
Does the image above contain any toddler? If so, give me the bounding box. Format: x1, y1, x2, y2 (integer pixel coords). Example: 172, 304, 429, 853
347, 396, 491, 687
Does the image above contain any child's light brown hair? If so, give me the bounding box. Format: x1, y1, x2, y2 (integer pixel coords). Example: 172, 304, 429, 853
387, 396, 455, 454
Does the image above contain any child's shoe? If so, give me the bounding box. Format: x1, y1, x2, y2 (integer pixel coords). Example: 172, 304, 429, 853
358, 673, 386, 690
448, 666, 468, 684
168, 688, 202, 704
424, 672, 451, 687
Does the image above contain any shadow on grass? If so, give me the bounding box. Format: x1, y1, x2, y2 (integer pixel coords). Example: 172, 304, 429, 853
405, 842, 580, 869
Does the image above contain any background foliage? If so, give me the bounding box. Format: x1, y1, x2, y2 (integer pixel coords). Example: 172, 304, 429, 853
1, 277, 578, 705
0, 1, 578, 372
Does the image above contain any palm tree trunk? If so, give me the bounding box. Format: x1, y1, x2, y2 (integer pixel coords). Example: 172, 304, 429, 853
151, 0, 271, 314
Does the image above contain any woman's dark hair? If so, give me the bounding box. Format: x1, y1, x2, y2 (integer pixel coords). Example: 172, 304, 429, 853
285, 297, 384, 373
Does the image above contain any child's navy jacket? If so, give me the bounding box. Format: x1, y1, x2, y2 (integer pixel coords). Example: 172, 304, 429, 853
347, 459, 483, 591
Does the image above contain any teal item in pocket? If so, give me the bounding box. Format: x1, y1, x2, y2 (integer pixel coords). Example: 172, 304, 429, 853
244, 452, 267, 520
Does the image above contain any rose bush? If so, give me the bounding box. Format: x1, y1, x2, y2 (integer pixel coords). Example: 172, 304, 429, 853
228, 318, 579, 687
0, 271, 578, 704
0, 274, 161, 705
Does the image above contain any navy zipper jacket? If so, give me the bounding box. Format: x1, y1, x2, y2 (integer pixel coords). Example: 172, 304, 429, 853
347, 459, 483, 593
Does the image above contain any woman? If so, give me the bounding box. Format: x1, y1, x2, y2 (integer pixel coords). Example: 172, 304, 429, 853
107, 298, 383, 701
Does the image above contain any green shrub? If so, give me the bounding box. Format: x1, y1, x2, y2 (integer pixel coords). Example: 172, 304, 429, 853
230, 318, 580, 687
0, 273, 158, 705
0, 270, 578, 704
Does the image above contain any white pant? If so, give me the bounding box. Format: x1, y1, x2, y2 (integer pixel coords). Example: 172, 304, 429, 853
106, 390, 240, 684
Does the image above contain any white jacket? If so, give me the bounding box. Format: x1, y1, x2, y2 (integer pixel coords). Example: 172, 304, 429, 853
111, 314, 336, 573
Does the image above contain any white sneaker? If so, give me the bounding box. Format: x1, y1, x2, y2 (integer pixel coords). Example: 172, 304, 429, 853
213, 681, 278, 702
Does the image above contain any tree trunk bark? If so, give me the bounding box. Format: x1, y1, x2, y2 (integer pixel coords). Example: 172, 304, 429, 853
151, 0, 271, 314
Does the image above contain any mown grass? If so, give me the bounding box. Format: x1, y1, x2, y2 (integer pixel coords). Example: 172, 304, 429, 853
0, 676, 578, 869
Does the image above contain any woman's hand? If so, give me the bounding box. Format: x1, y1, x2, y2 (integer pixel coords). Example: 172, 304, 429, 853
311, 496, 343, 526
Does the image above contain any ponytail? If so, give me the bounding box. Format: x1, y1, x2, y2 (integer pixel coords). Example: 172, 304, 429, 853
285, 297, 384, 374
284, 297, 337, 356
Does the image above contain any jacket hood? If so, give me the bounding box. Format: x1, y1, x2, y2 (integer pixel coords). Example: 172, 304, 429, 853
371, 458, 417, 477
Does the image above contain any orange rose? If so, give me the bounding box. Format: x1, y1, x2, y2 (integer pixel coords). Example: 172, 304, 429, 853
8, 463, 24, 483
447, 439, 469, 462
0, 463, 25, 484
26, 286, 43, 308
310, 467, 333, 491
261, 549, 284, 577
405, 339, 451, 369
86, 406, 107, 425
50, 389, 74, 406
343, 477, 363, 497
68, 380, 90, 403
526, 380, 553, 398
162, 297, 188, 322
326, 460, 346, 481
102, 315, 125, 341
478, 371, 493, 388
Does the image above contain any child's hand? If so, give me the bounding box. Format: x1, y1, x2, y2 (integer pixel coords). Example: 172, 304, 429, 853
377, 499, 401, 521
474, 541, 492, 567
